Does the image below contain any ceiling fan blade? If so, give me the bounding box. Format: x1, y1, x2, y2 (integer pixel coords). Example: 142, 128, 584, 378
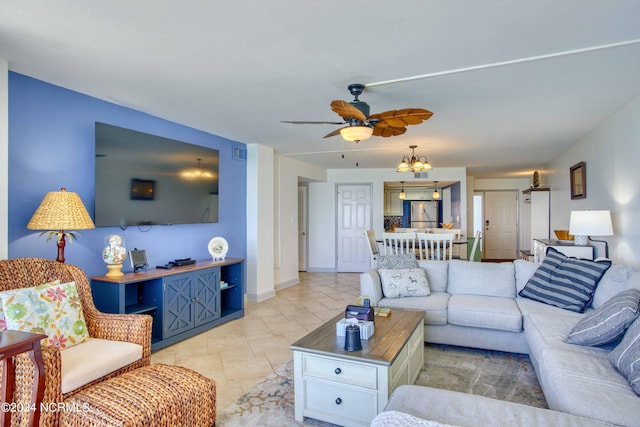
323, 127, 347, 138
281, 120, 345, 125
330, 100, 367, 121
372, 125, 407, 137
369, 108, 433, 128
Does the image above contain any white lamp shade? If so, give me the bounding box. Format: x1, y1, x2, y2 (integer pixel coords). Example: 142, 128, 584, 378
569, 210, 613, 236
340, 126, 373, 142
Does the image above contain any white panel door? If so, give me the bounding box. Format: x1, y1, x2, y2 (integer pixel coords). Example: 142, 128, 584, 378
298, 185, 308, 272
484, 191, 518, 260
337, 184, 371, 272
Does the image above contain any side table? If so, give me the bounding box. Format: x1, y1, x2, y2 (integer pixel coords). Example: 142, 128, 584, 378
1, 330, 48, 427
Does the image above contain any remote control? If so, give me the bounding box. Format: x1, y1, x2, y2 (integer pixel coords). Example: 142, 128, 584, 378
156, 264, 173, 269
174, 257, 191, 262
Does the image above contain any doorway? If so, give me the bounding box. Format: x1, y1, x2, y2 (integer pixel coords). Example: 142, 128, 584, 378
483, 190, 518, 260
336, 184, 372, 272
298, 185, 308, 272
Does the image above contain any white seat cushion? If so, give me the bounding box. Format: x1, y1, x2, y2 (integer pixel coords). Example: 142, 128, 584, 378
379, 292, 449, 325
448, 294, 522, 332
61, 337, 143, 394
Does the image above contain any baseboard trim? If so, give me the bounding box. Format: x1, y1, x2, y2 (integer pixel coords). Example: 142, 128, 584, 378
245, 289, 277, 303
305, 267, 337, 273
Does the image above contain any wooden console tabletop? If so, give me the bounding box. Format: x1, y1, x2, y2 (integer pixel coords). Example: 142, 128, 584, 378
92, 258, 244, 283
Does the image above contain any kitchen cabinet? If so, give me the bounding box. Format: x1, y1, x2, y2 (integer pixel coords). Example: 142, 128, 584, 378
385, 188, 434, 216
384, 190, 404, 215
91, 258, 244, 351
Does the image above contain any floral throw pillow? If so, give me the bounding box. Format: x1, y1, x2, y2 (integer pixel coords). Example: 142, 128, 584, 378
1, 281, 89, 349
0, 280, 61, 332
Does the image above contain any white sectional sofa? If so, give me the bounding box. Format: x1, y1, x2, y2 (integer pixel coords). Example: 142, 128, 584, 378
361, 258, 640, 426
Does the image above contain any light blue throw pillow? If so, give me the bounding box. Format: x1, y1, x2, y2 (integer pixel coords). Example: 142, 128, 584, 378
565, 289, 640, 346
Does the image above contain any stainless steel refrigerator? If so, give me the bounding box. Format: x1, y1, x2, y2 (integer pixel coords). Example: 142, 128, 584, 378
410, 200, 439, 229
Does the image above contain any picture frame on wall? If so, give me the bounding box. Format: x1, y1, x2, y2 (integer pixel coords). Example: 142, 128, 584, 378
570, 161, 586, 199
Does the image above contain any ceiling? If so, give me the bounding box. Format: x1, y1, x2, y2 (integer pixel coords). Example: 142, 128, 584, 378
2, 1, 640, 178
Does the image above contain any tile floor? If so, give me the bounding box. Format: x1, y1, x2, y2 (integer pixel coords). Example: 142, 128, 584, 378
150, 272, 362, 410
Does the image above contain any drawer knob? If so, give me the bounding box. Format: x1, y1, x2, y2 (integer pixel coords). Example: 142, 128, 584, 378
334, 367, 341, 375
335, 397, 342, 405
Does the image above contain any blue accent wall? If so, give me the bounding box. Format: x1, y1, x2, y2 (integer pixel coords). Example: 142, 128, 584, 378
8, 72, 246, 278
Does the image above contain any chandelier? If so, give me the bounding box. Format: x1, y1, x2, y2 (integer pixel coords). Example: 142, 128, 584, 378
181, 158, 215, 180
396, 145, 432, 173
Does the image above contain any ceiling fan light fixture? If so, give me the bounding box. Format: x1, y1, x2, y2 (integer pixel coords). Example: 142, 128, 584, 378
340, 125, 373, 142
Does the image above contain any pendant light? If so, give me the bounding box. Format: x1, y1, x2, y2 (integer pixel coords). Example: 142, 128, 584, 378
432, 181, 440, 200
399, 181, 406, 200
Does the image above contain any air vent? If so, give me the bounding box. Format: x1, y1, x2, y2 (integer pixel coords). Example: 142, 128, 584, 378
414, 172, 429, 179
232, 146, 247, 161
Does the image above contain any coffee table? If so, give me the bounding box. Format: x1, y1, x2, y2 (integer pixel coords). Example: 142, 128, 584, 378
291, 308, 424, 427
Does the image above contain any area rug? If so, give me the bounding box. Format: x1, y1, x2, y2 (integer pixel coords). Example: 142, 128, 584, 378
217, 344, 546, 426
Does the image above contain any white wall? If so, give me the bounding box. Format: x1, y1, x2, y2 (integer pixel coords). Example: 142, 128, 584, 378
246, 143, 276, 301
274, 154, 326, 288
307, 167, 467, 271
0, 58, 7, 260
542, 93, 640, 267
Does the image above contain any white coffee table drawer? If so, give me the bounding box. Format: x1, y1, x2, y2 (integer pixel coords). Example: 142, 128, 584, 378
302, 354, 378, 388
303, 378, 378, 425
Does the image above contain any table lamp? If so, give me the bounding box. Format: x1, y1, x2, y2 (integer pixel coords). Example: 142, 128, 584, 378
568, 210, 613, 258
27, 188, 95, 263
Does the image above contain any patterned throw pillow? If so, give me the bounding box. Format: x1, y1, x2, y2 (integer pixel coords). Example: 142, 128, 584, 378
0, 280, 61, 332
519, 247, 611, 312
609, 316, 640, 396
1, 281, 89, 349
379, 268, 430, 298
565, 289, 640, 346
377, 253, 418, 269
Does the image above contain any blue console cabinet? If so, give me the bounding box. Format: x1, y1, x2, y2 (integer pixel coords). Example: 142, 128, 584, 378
91, 258, 244, 351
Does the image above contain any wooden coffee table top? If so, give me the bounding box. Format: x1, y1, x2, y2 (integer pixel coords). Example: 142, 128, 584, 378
291, 308, 424, 366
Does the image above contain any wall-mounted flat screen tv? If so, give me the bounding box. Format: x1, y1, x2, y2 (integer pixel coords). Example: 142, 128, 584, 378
95, 122, 219, 227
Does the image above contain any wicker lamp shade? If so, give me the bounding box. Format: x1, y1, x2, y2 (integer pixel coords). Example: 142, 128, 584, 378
27, 188, 95, 231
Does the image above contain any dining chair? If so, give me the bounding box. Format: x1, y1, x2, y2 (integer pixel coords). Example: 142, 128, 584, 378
416, 232, 454, 260
469, 231, 482, 262
381, 232, 417, 256
365, 229, 381, 260
438, 228, 462, 258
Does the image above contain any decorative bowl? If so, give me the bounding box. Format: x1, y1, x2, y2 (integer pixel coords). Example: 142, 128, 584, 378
554, 230, 574, 240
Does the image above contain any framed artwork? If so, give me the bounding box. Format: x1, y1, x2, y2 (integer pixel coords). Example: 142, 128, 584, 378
570, 162, 586, 199
130, 178, 155, 200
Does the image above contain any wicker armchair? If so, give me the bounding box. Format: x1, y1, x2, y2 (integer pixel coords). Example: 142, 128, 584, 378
0, 258, 152, 427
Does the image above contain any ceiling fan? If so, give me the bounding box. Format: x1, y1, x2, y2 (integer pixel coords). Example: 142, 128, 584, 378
282, 83, 433, 142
